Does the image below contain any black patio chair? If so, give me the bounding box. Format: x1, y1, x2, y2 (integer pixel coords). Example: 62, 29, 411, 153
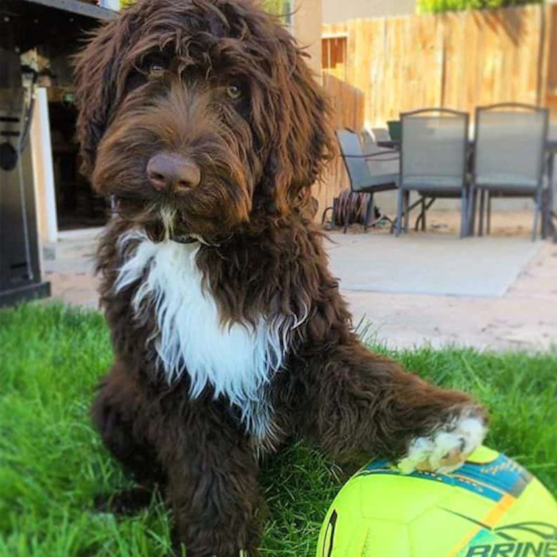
336, 129, 400, 232
471, 103, 549, 241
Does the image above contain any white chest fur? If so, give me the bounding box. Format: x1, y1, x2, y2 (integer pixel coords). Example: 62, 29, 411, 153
114, 230, 292, 439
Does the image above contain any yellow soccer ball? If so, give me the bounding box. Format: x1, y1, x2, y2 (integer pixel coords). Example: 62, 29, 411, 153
317, 446, 557, 557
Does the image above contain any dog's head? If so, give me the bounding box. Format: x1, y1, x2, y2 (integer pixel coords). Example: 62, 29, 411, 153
74, 0, 334, 242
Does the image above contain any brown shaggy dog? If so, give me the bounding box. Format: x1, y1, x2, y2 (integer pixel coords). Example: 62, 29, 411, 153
74, 0, 487, 554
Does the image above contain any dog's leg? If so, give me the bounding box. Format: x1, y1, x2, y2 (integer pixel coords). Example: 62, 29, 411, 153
164, 418, 261, 557
296, 342, 487, 474
92, 364, 166, 513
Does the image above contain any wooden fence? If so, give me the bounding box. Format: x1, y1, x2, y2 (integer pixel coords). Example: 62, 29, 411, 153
323, 4, 557, 128
312, 75, 365, 220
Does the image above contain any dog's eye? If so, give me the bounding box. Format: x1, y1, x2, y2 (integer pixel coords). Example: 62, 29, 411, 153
149, 63, 166, 77
226, 84, 242, 100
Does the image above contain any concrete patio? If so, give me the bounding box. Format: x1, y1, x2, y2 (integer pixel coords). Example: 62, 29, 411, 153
43, 211, 557, 352
328, 233, 541, 298
336, 239, 557, 351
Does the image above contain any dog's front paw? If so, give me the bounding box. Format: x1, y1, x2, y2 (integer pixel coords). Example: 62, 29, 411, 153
397, 410, 487, 475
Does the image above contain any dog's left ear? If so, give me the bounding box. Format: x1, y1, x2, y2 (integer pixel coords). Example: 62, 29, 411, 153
258, 34, 336, 216
73, 17, 132, 180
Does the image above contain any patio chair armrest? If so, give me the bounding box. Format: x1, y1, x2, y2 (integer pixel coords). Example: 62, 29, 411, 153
364, 154, 400, 162
342, 153, 399, 162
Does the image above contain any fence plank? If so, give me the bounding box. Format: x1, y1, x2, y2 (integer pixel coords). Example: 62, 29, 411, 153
316, 4, 556, 223
312, 75, 365, 221
322, 4, 556, 126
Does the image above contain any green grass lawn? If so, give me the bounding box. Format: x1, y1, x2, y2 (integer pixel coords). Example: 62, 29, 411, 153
1, 303, 556, 557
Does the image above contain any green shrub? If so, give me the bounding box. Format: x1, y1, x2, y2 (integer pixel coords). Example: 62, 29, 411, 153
261, 0, 293, 25
418, 0, 541, 14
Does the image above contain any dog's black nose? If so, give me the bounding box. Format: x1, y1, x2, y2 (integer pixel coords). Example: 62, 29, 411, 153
147, 153, 201, 192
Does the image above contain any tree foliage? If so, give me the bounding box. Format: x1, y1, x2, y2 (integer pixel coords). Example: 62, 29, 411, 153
418, 0, 541, 14
261, 0, 285, 15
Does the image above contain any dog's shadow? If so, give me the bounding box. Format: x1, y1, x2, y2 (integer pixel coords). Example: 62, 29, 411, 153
94, 485, 162, 516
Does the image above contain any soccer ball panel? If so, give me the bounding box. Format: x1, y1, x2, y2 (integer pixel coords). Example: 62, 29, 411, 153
316, 447, 557, 557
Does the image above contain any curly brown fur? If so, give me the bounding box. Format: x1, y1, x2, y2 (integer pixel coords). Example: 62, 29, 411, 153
75, 1, 487, 555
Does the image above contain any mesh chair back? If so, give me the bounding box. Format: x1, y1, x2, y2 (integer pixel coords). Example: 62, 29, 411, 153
336, 130, 371, 191
361, 128, 376, 155
371, 128, 391, 143
474, 104, 548, 189
401, 109, 469, 190
337, 129, 399, 192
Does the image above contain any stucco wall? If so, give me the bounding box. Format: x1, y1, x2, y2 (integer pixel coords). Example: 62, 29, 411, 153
293, 0, 323, 76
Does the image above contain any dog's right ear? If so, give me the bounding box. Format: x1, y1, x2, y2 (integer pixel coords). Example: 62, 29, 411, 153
74, 20, 127, 179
